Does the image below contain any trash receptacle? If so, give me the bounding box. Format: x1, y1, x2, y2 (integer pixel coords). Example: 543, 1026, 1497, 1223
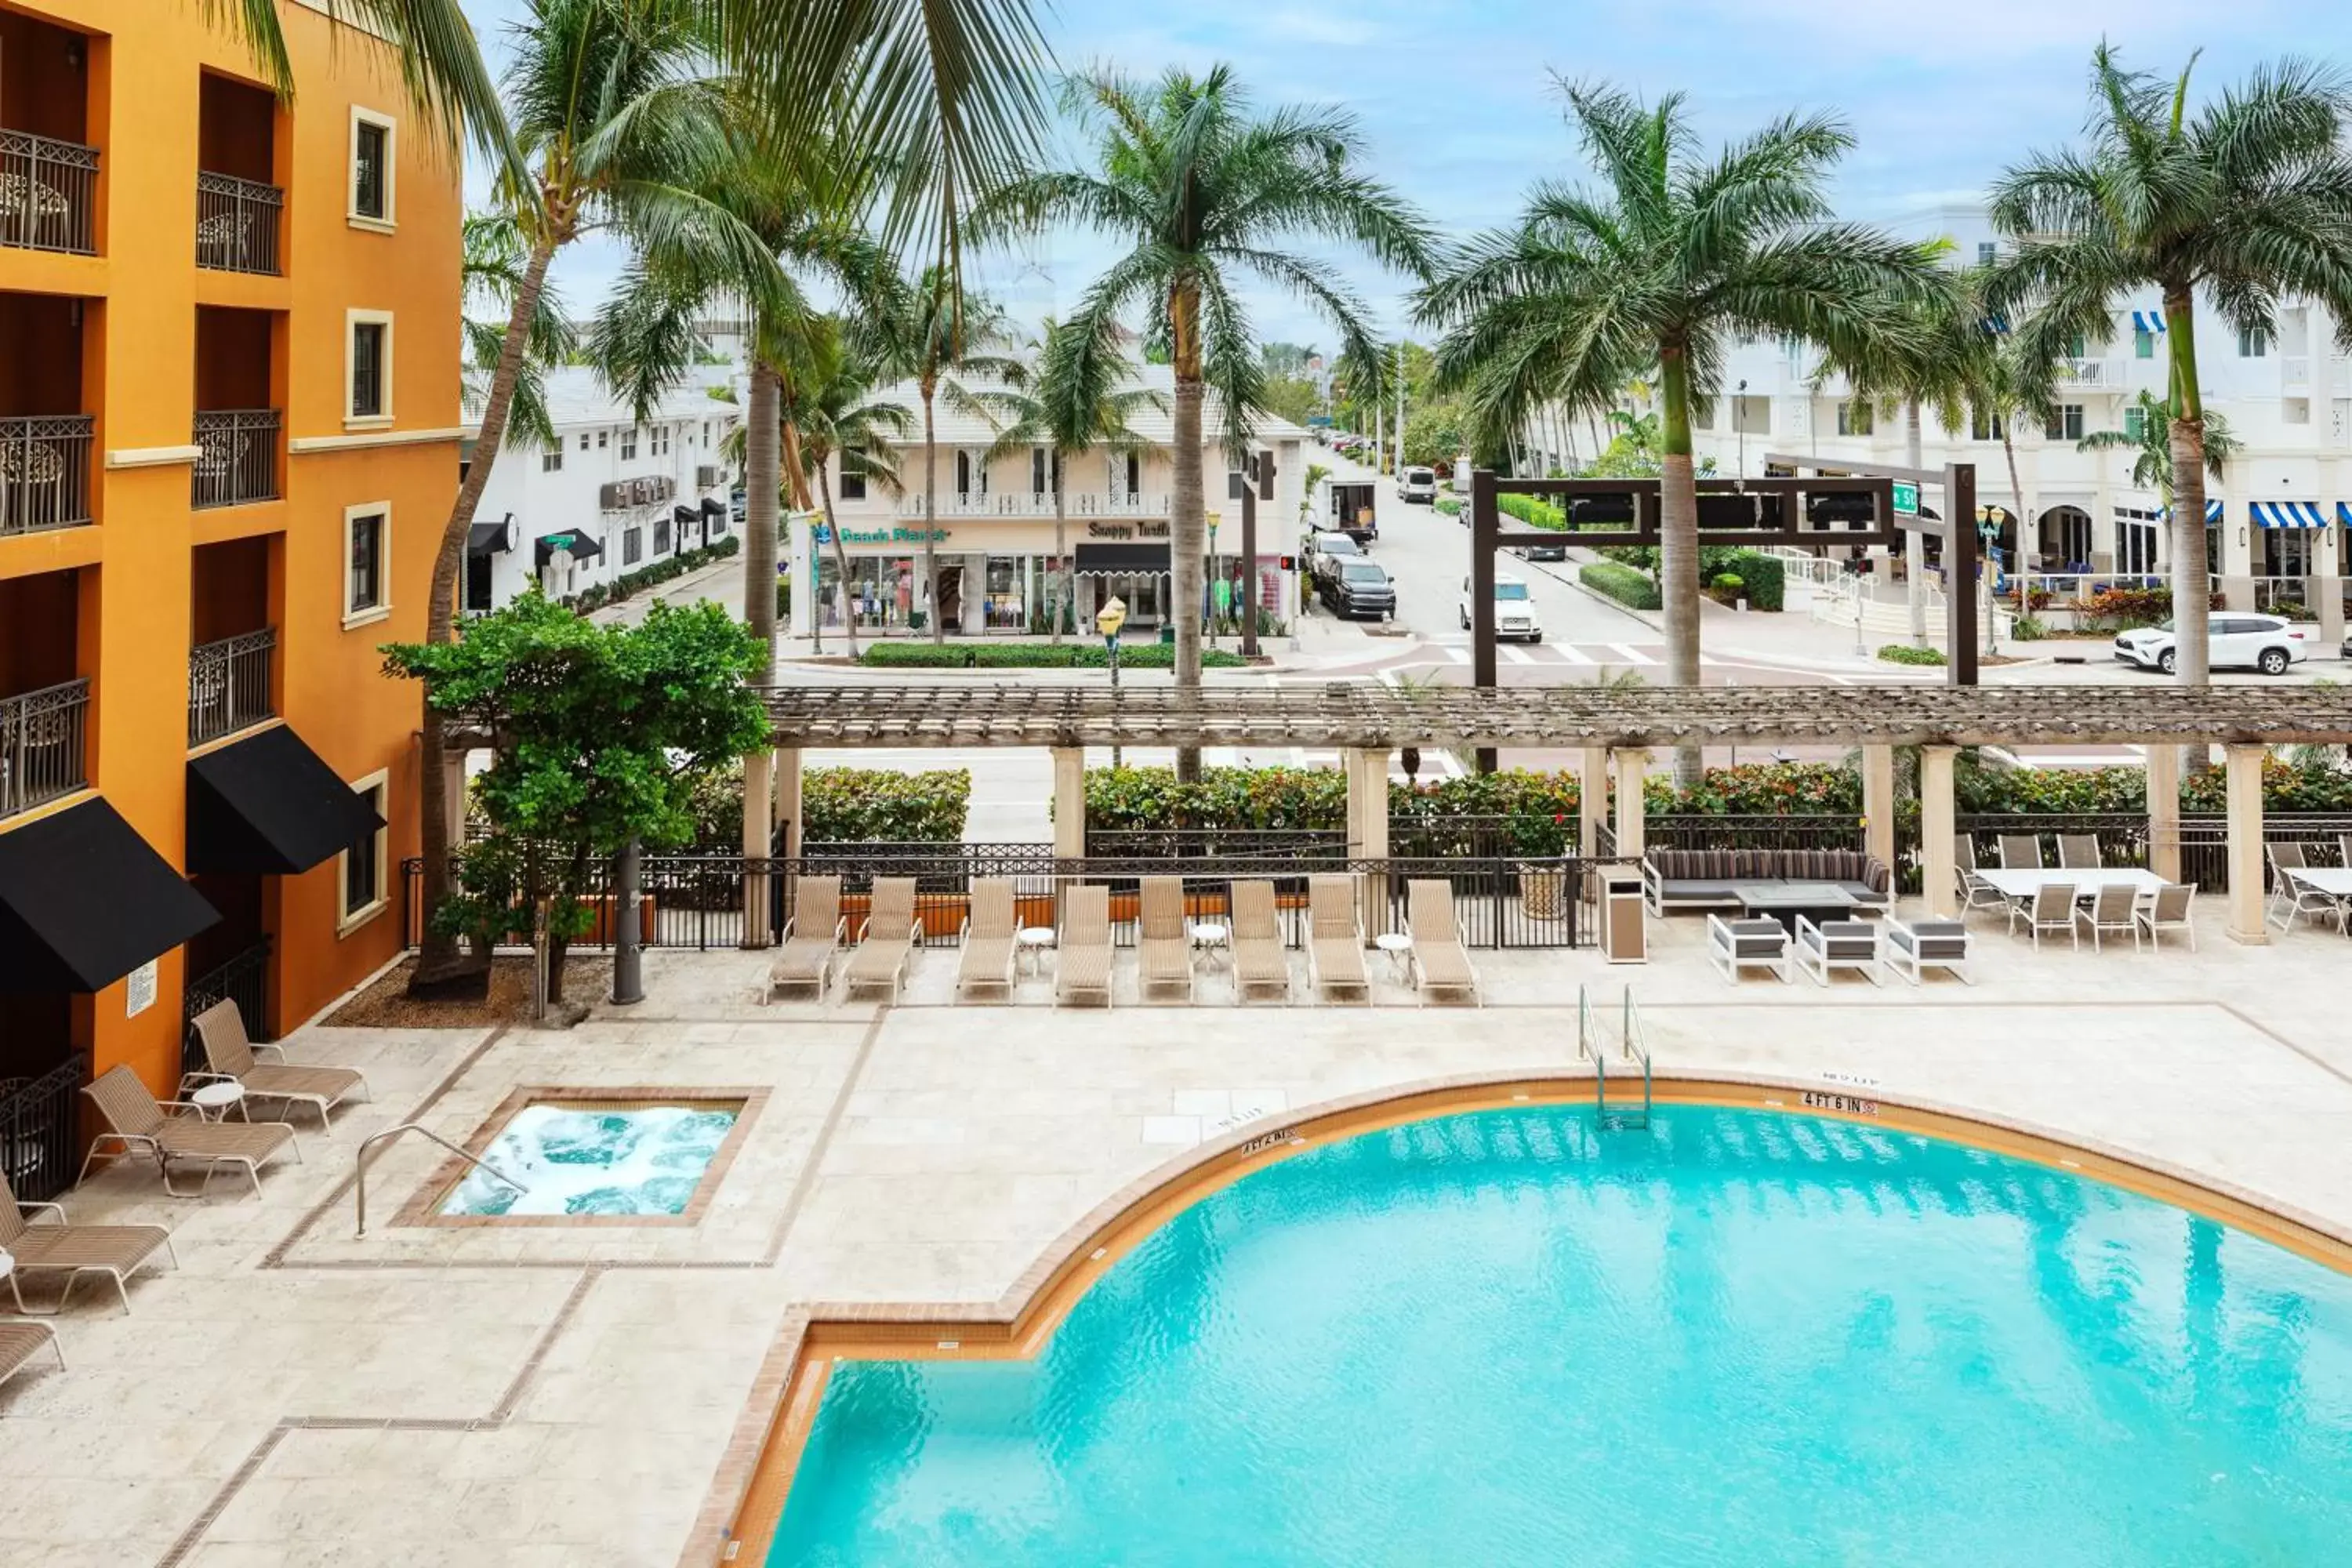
1599, 868, 1646, 964
1160, 625, 1176, 645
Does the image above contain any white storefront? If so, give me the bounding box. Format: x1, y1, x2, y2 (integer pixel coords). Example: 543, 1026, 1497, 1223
460, 365, 742, 614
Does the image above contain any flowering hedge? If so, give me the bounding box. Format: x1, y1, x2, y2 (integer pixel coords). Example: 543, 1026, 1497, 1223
687, 764, 970, 844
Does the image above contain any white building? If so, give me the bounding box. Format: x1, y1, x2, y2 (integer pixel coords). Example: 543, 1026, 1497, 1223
459, 366, 742, 613
1672, 201, 2350, 641
786, 365, 1312, 637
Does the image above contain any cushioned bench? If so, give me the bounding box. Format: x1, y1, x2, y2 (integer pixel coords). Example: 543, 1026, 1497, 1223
1642, 848, 1893, 917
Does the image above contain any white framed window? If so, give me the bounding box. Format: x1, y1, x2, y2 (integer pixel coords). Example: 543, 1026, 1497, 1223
2239, 327, 2270, 358
1835, 401, 1872, 436
652, 426, 671, 457
339, 771, 389, 934
597, 430, 608, 449
620, 430, 638, 460
1976, 241, 1996, 267
345, 310, 393, 426
343, 503, 390, 627
2043, 405, 2084, 441
577, 432, 590, 451
622, 526, 643, 566
840, 445, 869, 501
1969, 408, 2005, 442
349, 107, 396, 230
2134, 328, 2156, 360
540, 441, 563, 474
2124, 405, 2147, 441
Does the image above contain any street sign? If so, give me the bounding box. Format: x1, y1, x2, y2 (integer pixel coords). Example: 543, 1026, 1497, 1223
1891, 481, 1920, 517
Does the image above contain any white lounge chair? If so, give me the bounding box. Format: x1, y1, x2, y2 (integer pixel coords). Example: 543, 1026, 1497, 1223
1707, 914, 1790, 983
1886, 917, 1970, 985
1794, 915, 1879, 986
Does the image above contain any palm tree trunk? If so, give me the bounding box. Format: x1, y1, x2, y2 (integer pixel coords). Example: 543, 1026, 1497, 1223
2165, 290, 2211, 687
414, 223, 557, 986
1171, 287, 1206, 783
1904, 399, 1927, 648
1051, 463, 1067, 645
745, 363, 781, 683
1658, 346, 1702, 789
2002, 429, 2031, 625
815, 463, 859, 659
922, 383, 943, 645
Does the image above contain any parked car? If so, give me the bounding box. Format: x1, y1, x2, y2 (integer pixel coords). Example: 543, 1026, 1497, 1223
1397, 466, 1437, 503
1321, 559, 1396, 620
1306, 529, 1363, 589
2114, 614, 2310, 675
1513, 539, 1567, 562
1458, 573, 1542, 641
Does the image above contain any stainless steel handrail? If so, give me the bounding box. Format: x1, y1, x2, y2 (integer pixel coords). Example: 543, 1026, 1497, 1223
354, 1122, 525, 1236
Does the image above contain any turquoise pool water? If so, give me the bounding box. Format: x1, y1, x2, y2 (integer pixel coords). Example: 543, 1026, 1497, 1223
440, 1103, 736, 1217
773, 1105, 2352, 1565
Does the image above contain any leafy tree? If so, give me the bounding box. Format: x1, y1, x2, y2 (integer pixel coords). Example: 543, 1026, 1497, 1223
1418, 81, 1944, 782
1258, 375, 1321, 428
784, 325, 912, 657
2078, 390, 2240, 499
985, 65, 1435, 778
1990, 45, 2352, 684
1401, 399, 1466, 468
384, 594, 770, 1003
462, 211, 575, 452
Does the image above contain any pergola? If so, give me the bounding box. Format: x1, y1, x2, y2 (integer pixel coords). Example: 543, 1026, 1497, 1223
719, 680, 2352, 947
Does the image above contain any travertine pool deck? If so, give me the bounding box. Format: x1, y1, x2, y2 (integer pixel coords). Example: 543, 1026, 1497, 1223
4, 905, 2352, 1566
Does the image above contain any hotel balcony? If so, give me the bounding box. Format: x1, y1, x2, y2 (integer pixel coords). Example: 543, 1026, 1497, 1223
191, 409, 282, 509
0, 678, 89, 820
895, 490, 1169, 520
2053, 357, 2122, 390
0, 414, 95, 535
0, 12, 99, 257
187, 626, 276, 747
195, 172, 283, 276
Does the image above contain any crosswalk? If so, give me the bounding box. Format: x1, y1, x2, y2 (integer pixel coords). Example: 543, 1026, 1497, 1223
1406, 638, 1681, 668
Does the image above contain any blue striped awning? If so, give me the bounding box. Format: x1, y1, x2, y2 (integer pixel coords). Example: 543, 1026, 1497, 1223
2339, 501, 2352, 528
2158, 499, 2225, 524
2130, 310, 2168, 334
2251, 500, 2328, 529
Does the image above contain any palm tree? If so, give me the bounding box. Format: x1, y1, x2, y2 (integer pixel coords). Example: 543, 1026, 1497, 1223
461, 212, 575, 453
2078, 390, 2240, 502
975, 317, 1165, 643
984, 65, 1435, 778
1989, 45, 2352, 685
783, 325, 912, 658
1419, 82, 1945, 782
868, 270, 1025, 644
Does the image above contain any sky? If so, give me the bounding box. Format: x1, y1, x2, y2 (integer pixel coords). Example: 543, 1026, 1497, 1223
461, 0, 2349, 351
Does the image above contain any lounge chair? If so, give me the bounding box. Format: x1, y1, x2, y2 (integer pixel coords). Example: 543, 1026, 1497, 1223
841, 877, 917, 1002
1229, 880, 1292, 1004
1886, 917, 1971, 985
768, 875, 845, 1000
1707, 914, 1790, 983
0, 1167, 174, 1315
954, 878, 1018, 1002
1794, 915, 1879, 985
1136, 877, 1194, 1003
1954, 835, 2007, 917
2056, 833, 2103, 870
1405, 880, 1480, 1005
80, 1065, 299, 1197
1996, 833, 2043, 870
2134, 883, 2197, 951
0, 1319, 63, 1393
1056, 884, 1114, 1007
2075, 883, 2139, 951
187, 1000, 367, 1131
1305, 874, 1370, 1003
2012, 882, 2078, 949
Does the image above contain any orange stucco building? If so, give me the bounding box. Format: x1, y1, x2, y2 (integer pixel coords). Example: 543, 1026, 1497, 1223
0, 0, 461, 1187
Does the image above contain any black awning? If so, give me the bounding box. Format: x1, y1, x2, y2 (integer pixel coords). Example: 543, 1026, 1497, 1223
1075, 543, 1171, 572
0, 798, 218, 993
673, 504, 698, 528
700, 497, 725, 519
535, 530, 604, 566
186, 724, 385, 877
467, 517, 512, 554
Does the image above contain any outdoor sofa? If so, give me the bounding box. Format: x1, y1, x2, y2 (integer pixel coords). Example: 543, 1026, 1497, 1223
1642, 848, 1893, 918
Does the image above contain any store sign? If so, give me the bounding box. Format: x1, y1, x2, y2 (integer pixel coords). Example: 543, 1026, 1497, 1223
1084, 520, 1171, 540
813, 524, 950, 545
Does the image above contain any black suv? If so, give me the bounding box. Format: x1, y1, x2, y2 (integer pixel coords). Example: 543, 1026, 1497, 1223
1320, 559, 1396, 620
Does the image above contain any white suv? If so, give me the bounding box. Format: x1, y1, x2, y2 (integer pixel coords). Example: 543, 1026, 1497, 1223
2114, 613, 2310, 675
1397, 466, 1437, 503
1459, 573, 1542, 641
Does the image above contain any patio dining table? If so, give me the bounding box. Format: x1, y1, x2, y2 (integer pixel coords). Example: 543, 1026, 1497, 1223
1978, 867, 2167, 901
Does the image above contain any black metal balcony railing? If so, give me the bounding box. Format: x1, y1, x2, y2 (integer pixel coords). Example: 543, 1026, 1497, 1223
183, 937, 274, 1078
192, 408, 281, 509
195, 170, 283, 275
0, 414, 95, 535
187, 626, 277, 746
1, 677, 91, 819
0, 129, 98, 256
0, 1058, 85, 1203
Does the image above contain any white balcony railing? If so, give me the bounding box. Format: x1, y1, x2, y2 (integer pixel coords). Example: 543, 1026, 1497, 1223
2282, 356, 2311, 390
895, 490, 1169, 519
2054, 357, 2121, 388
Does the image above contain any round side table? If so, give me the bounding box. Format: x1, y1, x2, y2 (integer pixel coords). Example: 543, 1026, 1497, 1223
1187, 922, 1230, 968
1373, 932, 1416, 984
190, 1081, 247, 1123
1016, 927, 1057, 977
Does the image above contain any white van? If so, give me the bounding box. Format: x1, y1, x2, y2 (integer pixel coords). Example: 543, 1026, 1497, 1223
1397, 466, 1437, 503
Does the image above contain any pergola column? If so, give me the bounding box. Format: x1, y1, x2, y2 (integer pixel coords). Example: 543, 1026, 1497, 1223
1861, 743, 1896, 872
1921, 745, 1957, 917
1611, 749, 1647, 859
1051, 746, 1086, 860
1349, 747, 1391, 935
1579, 746, 1609, 858
740, 748, 774, 947
2225, 744, 2268, 946
774, 746, 803, 860
2144, 743, 2181, 884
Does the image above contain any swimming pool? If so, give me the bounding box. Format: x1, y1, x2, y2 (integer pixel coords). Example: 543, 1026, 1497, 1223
440, 1102, 739, 1217
771, 1105, 2352, 1564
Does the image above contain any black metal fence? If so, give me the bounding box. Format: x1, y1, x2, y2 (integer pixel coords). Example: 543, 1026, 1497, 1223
192, 408, 281, 510
183, 938, 273, 1079
1, 676, 90, 818
1084, 827, 1348, 860
0, 414, 95, 534
0, 129, 98, 255
195, 170, 283, 274
187, 627, 277, 746
0, 1058, 82, 1203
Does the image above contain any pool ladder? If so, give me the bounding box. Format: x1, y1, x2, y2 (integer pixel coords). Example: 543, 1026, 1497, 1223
352, 1123, 526, 1237
1577, 984, 1653, 1131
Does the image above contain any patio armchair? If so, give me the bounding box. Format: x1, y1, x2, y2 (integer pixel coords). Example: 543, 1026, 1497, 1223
1996, 833, 2043, 870
2011, 882, 2079, 949
1056, 884, 1114, 1007
187, 1000, 367, 1130
1136, 877, 1194, 1003
1885, 917, 1971, 985
2074, 883, 2139, 952
1229, 880, 1293, 1004
1305, 875, 1370, 1003
2056, 833, 2103, 870
1953, 835, 2008, 917
768, 876, 845, 1000
2265, 843, 2339, 932
79, 1064, 299, 1197
1706, 914, 1790, 983
954, 878, 1018, 1002
841, 877, 917, 1003
0, 1167, 174, 1315
1405, 880, 1481, 1005
2134, 883, 2198, 951
0, 1319, 63, 1393
1793, 915, 1880, 986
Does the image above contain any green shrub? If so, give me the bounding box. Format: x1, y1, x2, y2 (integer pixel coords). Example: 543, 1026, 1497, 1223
857, 641, 1246, 670
1877, 644, 1948, 666
1581, 561, 1661, 609
2010, 615, 2049, 641
1435, 495, 1462, 516
1084, 765, 1348, 830
1711, 572, 1745, 596
1716, 550, 1784, 612
684, 763, 970, 844
1497, 493, 1568, 531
